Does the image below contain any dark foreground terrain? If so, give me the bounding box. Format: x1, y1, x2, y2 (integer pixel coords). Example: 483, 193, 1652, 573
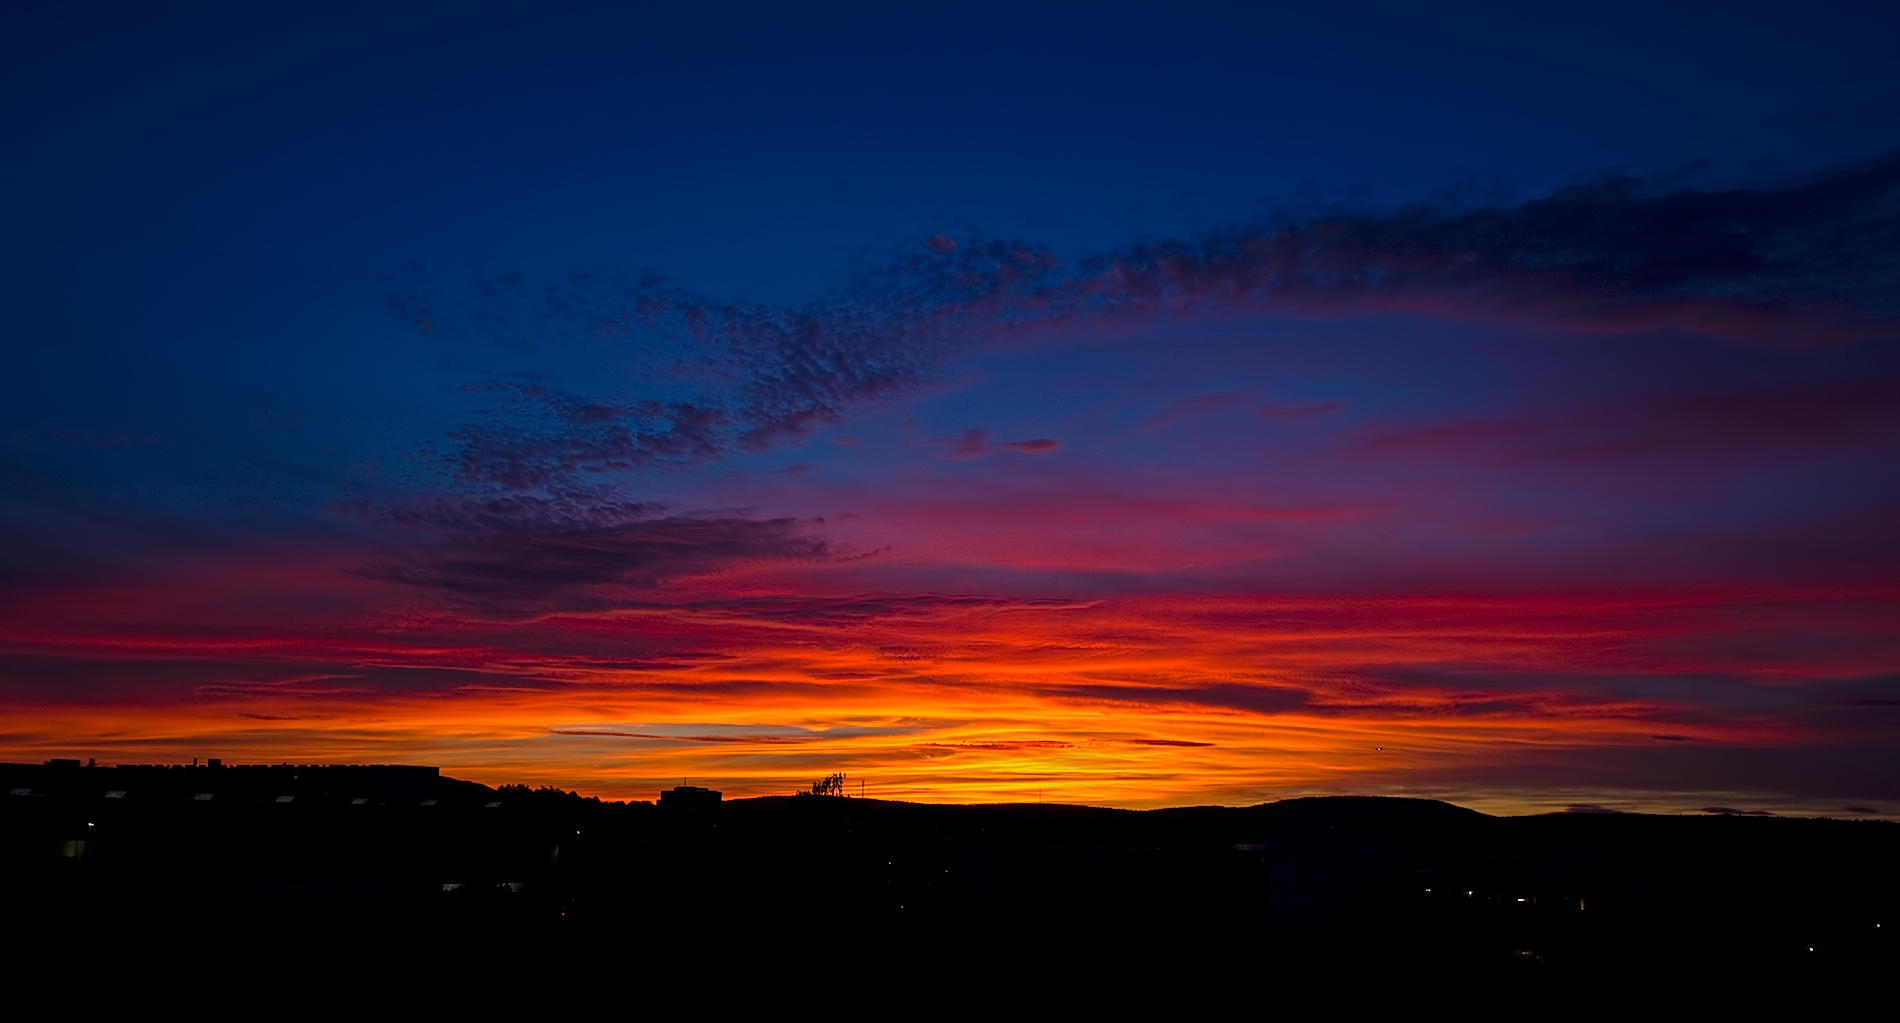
3, 761, 1893, 1001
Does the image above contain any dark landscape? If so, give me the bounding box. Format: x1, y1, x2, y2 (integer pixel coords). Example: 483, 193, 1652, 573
5, 760, 1891, 991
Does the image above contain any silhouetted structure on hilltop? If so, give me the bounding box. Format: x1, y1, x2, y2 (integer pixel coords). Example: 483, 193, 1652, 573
658, 784, 721, 809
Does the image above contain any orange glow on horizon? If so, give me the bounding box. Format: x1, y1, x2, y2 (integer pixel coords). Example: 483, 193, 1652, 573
7, 583, 1893, 817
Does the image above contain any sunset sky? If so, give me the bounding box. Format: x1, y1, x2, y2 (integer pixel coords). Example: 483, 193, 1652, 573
4, 2, 1899, 815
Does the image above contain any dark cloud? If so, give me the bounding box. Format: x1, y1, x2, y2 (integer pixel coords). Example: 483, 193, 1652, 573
1052, 682, 1313, 716
919, 740, 1074, 751
404, 239, 1066, 485
550, 730, 813, 744
1336, 667, 1900, 731
409, 155, 1900, 488
1255, 400, 1344, 420
1561, 804, 1624, 814
1700, 806, 1776, 815
196, 665, 551, 700
998, 438, 1059, 453
356, 499, 830, 615
1113, 153, 1900, 344
925, 430, 1057, 457
443, 383, 729, 491
0, 653, 560, 706
374, 487, 664, 534
346, 468, 840, 616
620, 593, 1087, 626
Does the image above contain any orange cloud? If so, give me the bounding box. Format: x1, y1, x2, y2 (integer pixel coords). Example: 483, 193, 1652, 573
7, 576, 1895, 814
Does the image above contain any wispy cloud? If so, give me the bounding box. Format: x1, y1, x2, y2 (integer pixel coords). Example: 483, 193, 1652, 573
927, 429, 1060, 458
402, 155, 1900, 494
1351, 375, 1900, 463
1138, 390, 1253, 431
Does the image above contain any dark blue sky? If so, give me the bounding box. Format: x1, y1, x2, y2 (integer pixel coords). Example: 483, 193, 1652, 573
7, 3, 1897, 500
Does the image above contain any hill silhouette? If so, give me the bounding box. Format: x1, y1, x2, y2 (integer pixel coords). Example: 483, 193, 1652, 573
2, 761, 1892, 995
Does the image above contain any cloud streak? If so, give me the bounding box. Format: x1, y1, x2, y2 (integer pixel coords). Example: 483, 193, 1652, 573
1352, 374, 1900, 464
356, 495, 831, 615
